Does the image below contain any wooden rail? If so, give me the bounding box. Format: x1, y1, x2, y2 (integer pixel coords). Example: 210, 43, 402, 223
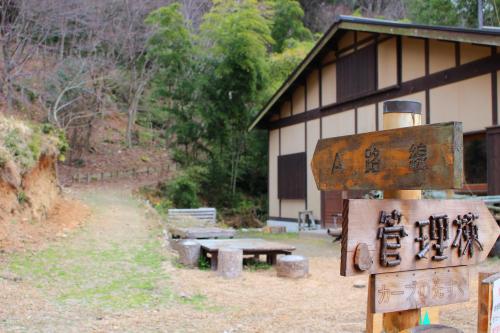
69, 165, 172, 184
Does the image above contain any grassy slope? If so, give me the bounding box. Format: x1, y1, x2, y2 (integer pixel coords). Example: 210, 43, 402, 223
5, 187, 208, 311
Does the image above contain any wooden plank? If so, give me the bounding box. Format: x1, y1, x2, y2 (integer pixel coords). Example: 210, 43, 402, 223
168, 227, 235, 239
341, 199, 500, 276
367, 275, 384, 333
278, 152, 306, 199
371, 266, 469, 313
478, 272, 500, 333
196, 239, 296, 252
381, 110, 424, 331
487, 126, 500, 195
311, 122, 463, 190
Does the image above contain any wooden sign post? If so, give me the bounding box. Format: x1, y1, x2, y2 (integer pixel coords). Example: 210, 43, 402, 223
378, 103, 421, 332
478, 272, 500, 333
311, 101, 500, 333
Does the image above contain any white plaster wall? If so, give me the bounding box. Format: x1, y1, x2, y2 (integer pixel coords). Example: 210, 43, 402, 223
280, 199, 306, 219
307, 70, 320, 110
402, 37, 425, 82
460, 43, 491, 65
378, 38, 398, 89
268, 129, 279, 217
357, 104, 376, 134
292, 85, 305, 115
306, 119, 321, 219
280, 101, 291, 118
430, 74, 492, 132
429, 40, 455, 74
280, 123, 305, 155
322, 110, 356, 138
322, 64, 337, 106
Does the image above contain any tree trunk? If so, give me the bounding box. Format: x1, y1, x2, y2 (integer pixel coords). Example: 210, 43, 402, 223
126, 79, 146, 148
1, 43, 13, 113
126, 101, 137, 147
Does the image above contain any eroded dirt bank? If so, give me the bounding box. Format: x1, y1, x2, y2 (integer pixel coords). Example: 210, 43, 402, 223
0, 155, 89, 252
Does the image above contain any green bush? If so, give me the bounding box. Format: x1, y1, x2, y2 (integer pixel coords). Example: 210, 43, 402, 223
138, 129, 155, 146
17, 191, 28, 205
154, 198, 173, 216
163, 173, 200, 208
0, 119, 69, 173
4, 128, 35, 170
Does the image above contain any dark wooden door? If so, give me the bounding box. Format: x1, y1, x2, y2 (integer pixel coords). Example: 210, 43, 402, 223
321, 191, 344, 228
321, 190, 370, 228
487, 126, 500, 195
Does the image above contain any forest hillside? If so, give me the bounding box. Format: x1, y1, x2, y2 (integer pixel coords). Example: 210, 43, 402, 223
1, 0, 499, 222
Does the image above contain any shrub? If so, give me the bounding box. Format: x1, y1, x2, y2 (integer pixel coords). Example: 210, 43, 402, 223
138, 129, 155, 146
198, 255, 210, 270
154, 198, 173, 216
17, 191, 28, 205
0, 117, 68, 173
163, 173, 200, 208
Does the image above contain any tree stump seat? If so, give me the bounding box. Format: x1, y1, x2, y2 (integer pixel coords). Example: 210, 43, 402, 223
177, 240, 201, 268
217, 247, 243, 279
276, 255, 309, 278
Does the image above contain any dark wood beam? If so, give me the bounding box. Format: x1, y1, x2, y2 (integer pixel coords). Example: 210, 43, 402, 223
266, 53, 500, 130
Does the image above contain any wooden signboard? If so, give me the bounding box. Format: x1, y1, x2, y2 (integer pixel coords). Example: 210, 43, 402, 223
491, 276, 500, 332
371, 266, 469, 313
341, 199, 500, 277
311, 122, 463, 190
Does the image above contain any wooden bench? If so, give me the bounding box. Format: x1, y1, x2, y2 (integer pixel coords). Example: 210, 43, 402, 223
167, 208, 216, 224
197, 239, 296, 270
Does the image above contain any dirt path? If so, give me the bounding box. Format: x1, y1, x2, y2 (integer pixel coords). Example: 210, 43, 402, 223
0, 185, 497, 332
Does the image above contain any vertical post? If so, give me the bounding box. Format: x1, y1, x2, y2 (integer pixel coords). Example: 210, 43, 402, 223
477, 272, 500, 333
366, 101, 423, 333
383, 101, 422, 332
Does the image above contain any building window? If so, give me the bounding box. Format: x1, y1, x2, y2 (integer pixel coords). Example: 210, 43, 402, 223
464, 132, 487, 184
336, 43, 376, 102
278, 152, 306, 199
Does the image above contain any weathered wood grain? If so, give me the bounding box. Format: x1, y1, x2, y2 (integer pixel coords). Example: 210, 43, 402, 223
371, 266, 469, 313
197, 239, 296, 253
477, 272, 500, 333
341, 199, 500, 276
311, 122, 463, 190
355, 243, 373, 271
168, 227, 235, 239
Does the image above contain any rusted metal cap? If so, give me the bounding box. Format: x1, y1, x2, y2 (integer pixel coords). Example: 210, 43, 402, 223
383, 101, 421, 114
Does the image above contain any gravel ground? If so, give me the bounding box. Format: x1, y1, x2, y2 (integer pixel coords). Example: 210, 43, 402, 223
0, 184, 498, 333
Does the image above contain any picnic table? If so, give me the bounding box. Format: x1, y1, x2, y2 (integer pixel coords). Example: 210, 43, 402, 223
197, 238, 296, 270
169, 227, 236, 239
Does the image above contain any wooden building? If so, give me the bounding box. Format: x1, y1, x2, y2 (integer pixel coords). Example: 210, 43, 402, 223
249, 16, 500, 230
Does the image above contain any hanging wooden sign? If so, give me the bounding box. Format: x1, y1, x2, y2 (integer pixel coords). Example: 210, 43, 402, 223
371, 266, 470, 313
341, 199, 500, 277
311, 122, 463, 191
